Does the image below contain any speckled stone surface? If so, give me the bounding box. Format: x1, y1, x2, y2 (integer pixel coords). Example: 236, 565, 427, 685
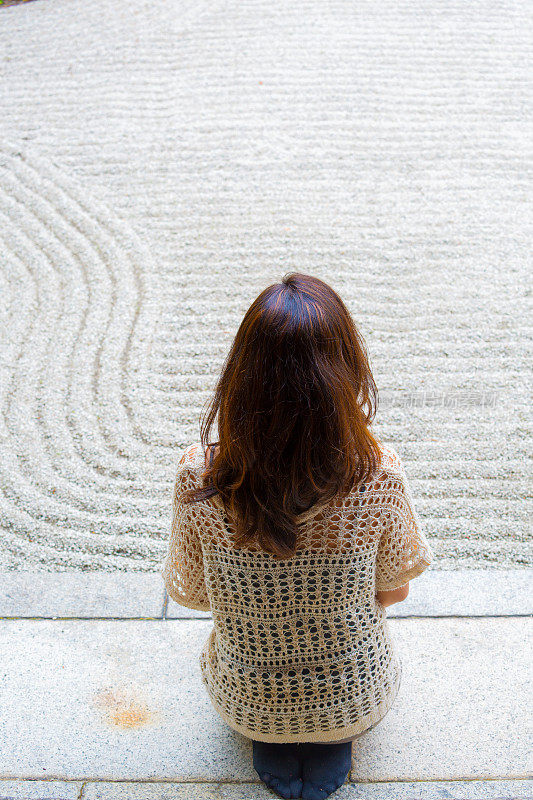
0, 781, 532, 800
385, 567, 533, 617
0, 572, 165, 618
354, 618, 532, 781
0, 0, 531, 572
0, 781, 82, 800
80, 779, 533, 799
1, 569, 529, 619
0, 618, 529, 781
165, 568, 533, 619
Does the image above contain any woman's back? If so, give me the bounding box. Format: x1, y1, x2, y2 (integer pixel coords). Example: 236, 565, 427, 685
162, 438, 433, 743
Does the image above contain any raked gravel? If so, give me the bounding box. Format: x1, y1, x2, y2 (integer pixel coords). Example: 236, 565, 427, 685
0, 0, 531, 571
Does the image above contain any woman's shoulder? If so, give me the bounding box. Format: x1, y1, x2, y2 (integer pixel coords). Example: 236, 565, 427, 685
356, 440, 408, 500
175, 441, 208, 476
172, 442, 211, 501
175, 438, 406, 495
376, 440, 405, 475
357, 439, 416, 513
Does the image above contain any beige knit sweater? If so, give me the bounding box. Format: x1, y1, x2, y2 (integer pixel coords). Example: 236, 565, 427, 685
161, 440, 433, 743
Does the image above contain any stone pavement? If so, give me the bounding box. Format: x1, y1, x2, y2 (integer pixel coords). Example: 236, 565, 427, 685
0, 569, 531, 799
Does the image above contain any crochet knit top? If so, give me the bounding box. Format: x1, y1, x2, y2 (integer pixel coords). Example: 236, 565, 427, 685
161, 439, 433, 744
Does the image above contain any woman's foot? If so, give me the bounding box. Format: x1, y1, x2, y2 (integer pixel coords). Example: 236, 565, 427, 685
252, 739, 304, 799
299, 740, 353, 799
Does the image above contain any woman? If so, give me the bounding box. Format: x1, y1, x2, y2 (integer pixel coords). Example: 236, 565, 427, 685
162, 272, 433, 799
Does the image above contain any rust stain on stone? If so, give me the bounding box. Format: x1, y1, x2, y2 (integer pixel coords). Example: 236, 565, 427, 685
93, 686, 159, 730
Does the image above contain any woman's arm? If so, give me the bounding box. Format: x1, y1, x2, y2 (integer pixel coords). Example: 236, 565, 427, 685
376, 582, 409, 608
374, 451, 433, 597
161, 447, 211, 612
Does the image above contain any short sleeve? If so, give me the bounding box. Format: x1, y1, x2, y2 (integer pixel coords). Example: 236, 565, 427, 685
161, 445, 211, 612
375, 458, 433, 592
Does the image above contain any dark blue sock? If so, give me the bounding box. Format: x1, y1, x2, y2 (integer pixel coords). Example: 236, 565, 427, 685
299, 740, 352, 800
252, 739, 304, 799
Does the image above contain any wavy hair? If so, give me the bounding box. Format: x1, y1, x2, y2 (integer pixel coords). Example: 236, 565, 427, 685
181, 272, 382, 559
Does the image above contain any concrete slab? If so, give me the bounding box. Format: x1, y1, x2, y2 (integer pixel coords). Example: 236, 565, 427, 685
0, 618, 529, 781
353, 617, 533, 781
165, 595, 212, 620
0, 620, 248, 782
83, 783, 275, 800
166, 568, 533, 620
0, 781, 82, 799
0, 782, 530, 800
388, 568, 533, 617
81, 779, 533, 799
0, 573, 164, 618
1, 570, 529, 620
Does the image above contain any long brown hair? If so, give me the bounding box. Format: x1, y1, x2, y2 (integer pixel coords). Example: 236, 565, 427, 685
181, 272, 382, 559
